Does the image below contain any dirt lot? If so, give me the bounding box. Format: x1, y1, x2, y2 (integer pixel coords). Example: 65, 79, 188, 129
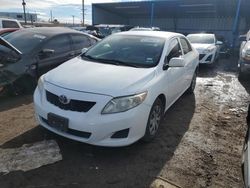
0, 57, 249, 188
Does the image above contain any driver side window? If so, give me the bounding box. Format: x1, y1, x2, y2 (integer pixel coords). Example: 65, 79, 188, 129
166, 39, 182, 63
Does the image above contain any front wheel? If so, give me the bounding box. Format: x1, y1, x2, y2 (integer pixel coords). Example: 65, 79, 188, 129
142, 98, 164, 142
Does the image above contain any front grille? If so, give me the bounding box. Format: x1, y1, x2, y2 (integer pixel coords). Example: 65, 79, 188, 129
46, 90, 96, 112
41, 117, 91, 138
199, 54, 206, 60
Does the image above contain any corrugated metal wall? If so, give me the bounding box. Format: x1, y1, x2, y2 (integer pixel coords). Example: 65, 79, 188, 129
128, 17, 247, 44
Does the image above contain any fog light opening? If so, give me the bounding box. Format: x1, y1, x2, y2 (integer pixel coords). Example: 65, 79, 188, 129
111, 128, 129, 139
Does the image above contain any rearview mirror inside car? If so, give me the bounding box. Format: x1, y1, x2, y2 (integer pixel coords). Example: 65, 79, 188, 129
169, 57, 185, 67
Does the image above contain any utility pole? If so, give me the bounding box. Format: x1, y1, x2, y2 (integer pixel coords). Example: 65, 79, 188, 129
72, 15, 75, 26
50, 10, 53, 22
22, 0, 27, 24
82, 0, 84, 26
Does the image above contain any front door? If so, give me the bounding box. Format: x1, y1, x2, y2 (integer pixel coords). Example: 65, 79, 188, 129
37, 35, 74, 76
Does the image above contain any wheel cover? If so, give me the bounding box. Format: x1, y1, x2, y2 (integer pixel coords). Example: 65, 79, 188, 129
149, 104, 162, 135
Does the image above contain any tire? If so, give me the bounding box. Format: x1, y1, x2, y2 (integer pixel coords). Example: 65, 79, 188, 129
238, 68, 246, 81
187, 71, 197, 94
142, 98, 164, 142
12, 76, 37, 95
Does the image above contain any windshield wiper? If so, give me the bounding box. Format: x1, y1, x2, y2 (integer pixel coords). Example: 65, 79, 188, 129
81, 54, 98, 61
82, 54, 141, 68
95, 58, 140, 68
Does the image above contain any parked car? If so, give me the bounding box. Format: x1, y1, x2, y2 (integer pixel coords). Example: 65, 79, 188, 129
0, 28, 20, 37
242, 104, 250, 187
238, 30, 250, 79
0, 18, 22, 29
187, 33, 222, 65
0, 27, 99, 96
34, 31, 199, 147
216, 35, 231, 59
87, 25, 133, 38
130, 27, 160, 31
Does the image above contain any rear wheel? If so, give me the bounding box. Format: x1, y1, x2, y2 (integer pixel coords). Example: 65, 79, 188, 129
12, 76, 37, 95
187, 71, 197, 94
142, 98, 164, 142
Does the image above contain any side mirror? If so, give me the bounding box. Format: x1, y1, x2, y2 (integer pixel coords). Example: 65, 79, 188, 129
169, 57, 185, 67
216, 41, 223, 45
81, 48, 88, 54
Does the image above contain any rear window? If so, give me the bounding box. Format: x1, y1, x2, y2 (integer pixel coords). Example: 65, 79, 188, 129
71, 34, 91, 50
2, 20, 19, 28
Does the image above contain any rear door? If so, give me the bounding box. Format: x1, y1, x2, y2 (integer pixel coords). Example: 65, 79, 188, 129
179, 37, 196, 89
163, 38, 186, 106
37, 34, 73, 76
70, 34, 96, 56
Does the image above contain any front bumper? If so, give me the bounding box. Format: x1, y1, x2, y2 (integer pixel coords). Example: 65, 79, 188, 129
33, 82, 151, 147
198, 50, 216, 64
239, 60, 250, 74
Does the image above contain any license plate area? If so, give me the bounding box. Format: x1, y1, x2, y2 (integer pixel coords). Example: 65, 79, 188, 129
47, 113, 68, 132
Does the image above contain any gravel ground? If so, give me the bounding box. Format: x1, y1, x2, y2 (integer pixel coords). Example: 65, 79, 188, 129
0, 57, 249, 188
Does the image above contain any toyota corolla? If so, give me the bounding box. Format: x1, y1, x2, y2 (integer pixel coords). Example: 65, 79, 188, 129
34, 31, 199, 147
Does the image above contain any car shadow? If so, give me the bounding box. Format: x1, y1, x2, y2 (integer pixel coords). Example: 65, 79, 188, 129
0, 93, 195, 188
239, 79, 250, 95
0, 94, 33, 112
198, 56, 239, 78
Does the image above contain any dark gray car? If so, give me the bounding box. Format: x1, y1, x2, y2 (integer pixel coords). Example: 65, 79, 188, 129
0, 27, 99, 96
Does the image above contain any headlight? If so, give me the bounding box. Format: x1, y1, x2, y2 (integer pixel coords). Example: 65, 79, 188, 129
242, 48, 250, 60
102, 91, 147, 114
203, 47, 214, 54
37, 76, 44, 94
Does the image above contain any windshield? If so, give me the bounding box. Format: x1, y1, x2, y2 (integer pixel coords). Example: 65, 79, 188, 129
187, 34, 215, 44
2, 30, 47, 54
82, 35, 165, 68
98, 27, 112, 37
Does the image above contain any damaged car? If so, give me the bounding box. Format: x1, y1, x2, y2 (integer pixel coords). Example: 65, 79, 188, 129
0, 27, 98, 96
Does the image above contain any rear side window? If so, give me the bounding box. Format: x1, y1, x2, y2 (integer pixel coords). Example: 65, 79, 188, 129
2, 20, 19, 28
167, 39, 182, 62
42, 35, 71, 55
180, 38, 192, 54
71, 34, 92, 50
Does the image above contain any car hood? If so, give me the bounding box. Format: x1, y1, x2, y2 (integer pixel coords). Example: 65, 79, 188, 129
45, 57, 156, 97
191, 43, 215, 52
0, 37, 22, 56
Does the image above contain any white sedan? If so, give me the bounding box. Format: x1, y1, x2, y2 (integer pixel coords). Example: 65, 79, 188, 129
34, 31, 199, 147
187, 33, 222, 65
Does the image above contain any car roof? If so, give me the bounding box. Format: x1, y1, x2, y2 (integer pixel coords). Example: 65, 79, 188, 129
16, 27, 90, 38
187, 33, 215, 37
113, 31, 184, 40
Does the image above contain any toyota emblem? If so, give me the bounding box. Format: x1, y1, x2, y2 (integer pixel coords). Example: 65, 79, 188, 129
59, 95, 70, 104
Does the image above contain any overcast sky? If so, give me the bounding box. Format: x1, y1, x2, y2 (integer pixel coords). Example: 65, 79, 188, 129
0, 0, 123, 24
